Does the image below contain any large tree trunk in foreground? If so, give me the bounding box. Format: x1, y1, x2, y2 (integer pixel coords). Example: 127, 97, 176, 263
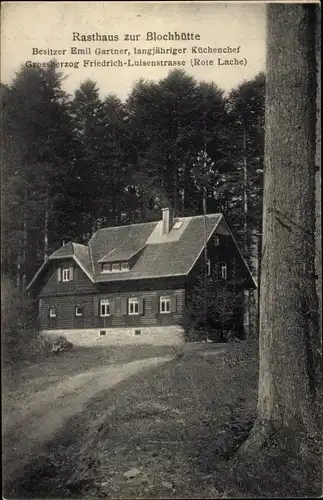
315, 6, 321, 351
242, 4, 321, 452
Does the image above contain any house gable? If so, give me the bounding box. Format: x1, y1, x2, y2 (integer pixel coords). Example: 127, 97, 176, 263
37, 258, 94, 296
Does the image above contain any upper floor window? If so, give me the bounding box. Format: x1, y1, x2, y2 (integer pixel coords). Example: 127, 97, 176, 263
101, 263, 112, 273
58, 266, 74, 282
160, 296, 171, 314
63, 268, 71, 281
214, 235, 220, 247
100, 299, 110, 316
101, 261, 130, 273
121, 262, 129, 271
221, 263, 227, 279
128, 297, 139, 315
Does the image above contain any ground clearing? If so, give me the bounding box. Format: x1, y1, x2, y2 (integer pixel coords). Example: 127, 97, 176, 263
3, 341, 320, 498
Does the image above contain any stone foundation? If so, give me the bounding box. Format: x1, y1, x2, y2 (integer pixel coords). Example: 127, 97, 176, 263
41, 326, 185, 347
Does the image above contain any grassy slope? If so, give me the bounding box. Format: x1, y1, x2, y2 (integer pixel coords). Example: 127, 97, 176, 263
3, 342, 321, 499
65, 341, 321, 499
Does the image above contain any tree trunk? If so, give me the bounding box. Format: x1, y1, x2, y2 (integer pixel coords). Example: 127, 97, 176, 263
315, 6, 321, 346
242, 4, 321, 452
44, 195, 49, 262
242, 121, 251, 337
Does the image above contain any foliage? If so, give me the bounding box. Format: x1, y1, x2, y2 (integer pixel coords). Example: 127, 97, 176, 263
183, 270, 245, 342
1, 277, 47, 364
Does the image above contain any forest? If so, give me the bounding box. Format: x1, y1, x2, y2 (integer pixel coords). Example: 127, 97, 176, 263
1, 63, 265, 295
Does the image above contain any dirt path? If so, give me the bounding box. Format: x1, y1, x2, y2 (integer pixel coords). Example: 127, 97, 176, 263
2, 356, 173, 487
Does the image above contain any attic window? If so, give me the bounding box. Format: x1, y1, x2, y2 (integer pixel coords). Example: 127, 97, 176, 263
214, 235, 220, 246
62, 267, 73, 282
101, 262, 129, 273
173, 220, 183, 230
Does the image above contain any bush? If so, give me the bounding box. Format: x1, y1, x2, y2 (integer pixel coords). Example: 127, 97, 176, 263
50, 335, 73, 354
1, 277, 47, 364
182, 271, 246, 343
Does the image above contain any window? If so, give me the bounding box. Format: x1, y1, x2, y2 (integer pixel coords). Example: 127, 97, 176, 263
121, 262, 129, 271
101, 262, 130, 273
160, 296, 171, 314
101, 263, 112, 273
75, 305, 83, 316
63, 268, 71, 281
221, 264, 227, 279
100, 299, 110, 316
128, 297, 139, 315
49, 307, 57, 318
214, 235, 220, 246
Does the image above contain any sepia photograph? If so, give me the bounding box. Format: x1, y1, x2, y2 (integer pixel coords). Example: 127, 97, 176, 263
1, 1, 321, 498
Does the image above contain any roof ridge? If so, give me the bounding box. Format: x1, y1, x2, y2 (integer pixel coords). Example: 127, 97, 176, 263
95, 220, 158, 231
90, 213, 222, 235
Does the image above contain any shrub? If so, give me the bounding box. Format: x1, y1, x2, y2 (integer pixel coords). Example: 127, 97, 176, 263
1, 277, 47, 364
182, 272, 245, 342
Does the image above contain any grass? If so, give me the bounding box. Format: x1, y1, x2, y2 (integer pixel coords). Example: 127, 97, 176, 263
3, 341, 322, 498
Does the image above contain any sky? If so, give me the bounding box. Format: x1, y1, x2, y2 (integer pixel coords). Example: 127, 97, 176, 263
1, 1, 266, 101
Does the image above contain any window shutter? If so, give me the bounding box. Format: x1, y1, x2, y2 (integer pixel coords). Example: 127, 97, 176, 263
57, 267, 62, 281
110, 298, 116, 315
139, 298, 144, 315
93, 296, 99, 317
171, 295, 177, 313
69, 265, 74, 280
152, 295, 158, 315
121, 298, 128, 316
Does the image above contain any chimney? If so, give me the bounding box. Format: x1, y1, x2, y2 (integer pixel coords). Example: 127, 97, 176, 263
161, 207, 173, 234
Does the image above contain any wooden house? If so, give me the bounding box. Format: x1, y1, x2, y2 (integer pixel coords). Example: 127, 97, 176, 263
27, 209, 256, 345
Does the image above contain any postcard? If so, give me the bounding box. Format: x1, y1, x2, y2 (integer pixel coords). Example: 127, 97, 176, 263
1, 1, 321, 499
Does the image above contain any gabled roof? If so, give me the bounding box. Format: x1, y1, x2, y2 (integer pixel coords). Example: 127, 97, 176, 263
26, 213, 257, 290
89, 215, 222, 281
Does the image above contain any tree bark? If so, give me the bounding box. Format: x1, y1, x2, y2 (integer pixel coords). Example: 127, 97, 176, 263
241, 4, 321, 453
44, 195, 49, 262
315, 6, 321, 348
242, 121, 251, 337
